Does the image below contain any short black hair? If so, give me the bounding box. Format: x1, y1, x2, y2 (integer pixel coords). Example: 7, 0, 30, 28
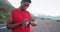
22, 0, 31, 3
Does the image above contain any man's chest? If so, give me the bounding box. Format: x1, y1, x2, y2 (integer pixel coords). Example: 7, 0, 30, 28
14, 11, 31, 20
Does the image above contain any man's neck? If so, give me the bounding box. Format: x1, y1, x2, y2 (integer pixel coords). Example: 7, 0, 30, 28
19, 7, 25, 11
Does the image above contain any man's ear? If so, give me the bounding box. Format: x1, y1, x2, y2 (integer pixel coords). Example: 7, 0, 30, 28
21, 1, 24, 6
21, 1, 22, 4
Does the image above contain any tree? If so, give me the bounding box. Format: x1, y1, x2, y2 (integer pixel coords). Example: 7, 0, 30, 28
0, 0, 14, 24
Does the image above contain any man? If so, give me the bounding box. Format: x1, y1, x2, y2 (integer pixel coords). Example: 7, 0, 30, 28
7, 0, 37, 32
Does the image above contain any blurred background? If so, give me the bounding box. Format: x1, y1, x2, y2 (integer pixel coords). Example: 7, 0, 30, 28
0, 0, 60, 32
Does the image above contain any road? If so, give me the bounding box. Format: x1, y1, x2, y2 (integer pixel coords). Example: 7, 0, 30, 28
31, 19, 60, 32
0, 19, 60, 32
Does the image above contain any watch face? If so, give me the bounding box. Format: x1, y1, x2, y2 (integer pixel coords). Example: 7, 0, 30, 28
26, 21, 29, 24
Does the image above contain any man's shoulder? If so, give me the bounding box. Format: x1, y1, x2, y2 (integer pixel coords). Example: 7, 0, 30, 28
25, 10, 30, 13
10, 8, 19, 12
9, 8, 18, 14
11, 8, 18, 11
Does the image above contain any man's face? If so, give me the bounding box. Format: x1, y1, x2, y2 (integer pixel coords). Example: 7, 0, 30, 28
21, 2, 30, 10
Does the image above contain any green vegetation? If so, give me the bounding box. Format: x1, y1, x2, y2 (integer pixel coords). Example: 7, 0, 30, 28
56, 20, 60, 22
0, 0, 14, 24
41, 18, 44, 20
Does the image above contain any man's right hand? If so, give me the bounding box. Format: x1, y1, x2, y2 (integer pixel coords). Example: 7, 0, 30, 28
21, 19, 29, 27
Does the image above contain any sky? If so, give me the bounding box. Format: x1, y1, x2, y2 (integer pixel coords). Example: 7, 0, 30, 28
8, 0, 60, 16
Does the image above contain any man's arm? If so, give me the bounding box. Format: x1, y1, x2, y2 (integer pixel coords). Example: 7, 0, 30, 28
30, 14, 37, 26
7, 12, 24, 30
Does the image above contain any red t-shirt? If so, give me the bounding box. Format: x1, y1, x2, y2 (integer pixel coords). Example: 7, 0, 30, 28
10, 8, 31, 32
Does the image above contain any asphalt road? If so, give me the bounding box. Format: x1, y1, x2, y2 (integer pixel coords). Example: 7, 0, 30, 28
0, 19, 60, 32
31, 19, 60, 32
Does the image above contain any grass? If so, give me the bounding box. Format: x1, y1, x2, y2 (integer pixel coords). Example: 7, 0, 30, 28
56, 20, 60, 22
0, 19, 4, 24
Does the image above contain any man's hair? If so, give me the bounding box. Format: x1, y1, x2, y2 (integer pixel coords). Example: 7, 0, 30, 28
21, 0, 31, 3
